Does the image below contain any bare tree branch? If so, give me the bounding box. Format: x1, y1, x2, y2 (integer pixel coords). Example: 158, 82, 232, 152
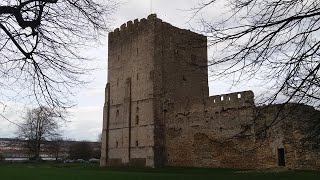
0, 0, 118, 120
191, 0, 320, 143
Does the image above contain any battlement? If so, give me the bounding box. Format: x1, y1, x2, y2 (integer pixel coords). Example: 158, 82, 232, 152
207, 90, 254, 106
170, 91, 255, 115
188, 90, 255, 112
109, 14, 162, 41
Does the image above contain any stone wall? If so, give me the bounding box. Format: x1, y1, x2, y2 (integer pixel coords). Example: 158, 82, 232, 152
165, 92, 320, 169
102, 14, 320, 170
165, 91, 257, 168
101, 15, 160, 167
152, 15, 209, 167
254, 104, 320, 169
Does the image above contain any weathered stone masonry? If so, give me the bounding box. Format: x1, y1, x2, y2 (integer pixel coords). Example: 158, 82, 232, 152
101, 14, 320, 169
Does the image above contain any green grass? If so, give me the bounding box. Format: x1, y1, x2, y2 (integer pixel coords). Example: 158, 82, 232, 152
0, 163, 319, 180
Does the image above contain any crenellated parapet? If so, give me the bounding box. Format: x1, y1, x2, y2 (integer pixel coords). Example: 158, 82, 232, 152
206, 90, 254, 108
108, 14, 162, 42
168, 90, 255, 120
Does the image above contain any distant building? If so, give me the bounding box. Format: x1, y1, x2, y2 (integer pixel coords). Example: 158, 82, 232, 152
0, 138, 28, 158
100, 14, 320, 169
0, 138, 100, 159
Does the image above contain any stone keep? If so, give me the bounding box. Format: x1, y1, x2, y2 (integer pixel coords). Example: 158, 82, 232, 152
100, 14, 208, 167
101, 14, 320, 169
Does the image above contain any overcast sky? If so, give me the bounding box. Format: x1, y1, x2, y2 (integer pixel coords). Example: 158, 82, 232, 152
0, 0, 268, 141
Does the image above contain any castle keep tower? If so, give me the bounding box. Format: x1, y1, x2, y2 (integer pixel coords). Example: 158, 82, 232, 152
100, 14, 208, 167
101, 14, 320, 170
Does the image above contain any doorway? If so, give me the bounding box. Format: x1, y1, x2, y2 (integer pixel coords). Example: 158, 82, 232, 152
278, 148, 285, 166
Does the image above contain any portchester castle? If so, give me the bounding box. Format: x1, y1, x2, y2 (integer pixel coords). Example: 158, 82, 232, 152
100, 14, 320, 169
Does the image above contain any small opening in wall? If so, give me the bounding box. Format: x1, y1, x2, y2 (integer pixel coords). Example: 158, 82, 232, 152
136, 141, 139, 147
117, 55, 120, 61
182, 75, 186, 81
137, 73, 139, 80
278, 148, 285, 166
221, 96, 224, 101
213, 99, 216, 103
136, 107, 139, 114
117, 78, 119, 86
135, 115, 139, 125
238, 93, 241, 99
116, 110, 119, 117
116, 141, 119, 148
228, 97, 231, 101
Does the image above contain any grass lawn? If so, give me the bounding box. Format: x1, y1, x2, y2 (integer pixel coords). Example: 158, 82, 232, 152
0, 163, 319, 180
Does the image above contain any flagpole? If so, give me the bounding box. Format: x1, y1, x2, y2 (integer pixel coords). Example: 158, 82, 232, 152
150, 0, 153, 14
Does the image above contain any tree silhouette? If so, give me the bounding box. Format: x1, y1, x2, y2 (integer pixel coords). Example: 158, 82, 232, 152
17, 106, 64, 160
0, 0, 117, 113
68, 141, 93, 160
194, 0, 320, 107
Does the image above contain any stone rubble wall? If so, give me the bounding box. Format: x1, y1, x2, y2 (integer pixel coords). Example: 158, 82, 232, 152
102, 14, 320, 170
